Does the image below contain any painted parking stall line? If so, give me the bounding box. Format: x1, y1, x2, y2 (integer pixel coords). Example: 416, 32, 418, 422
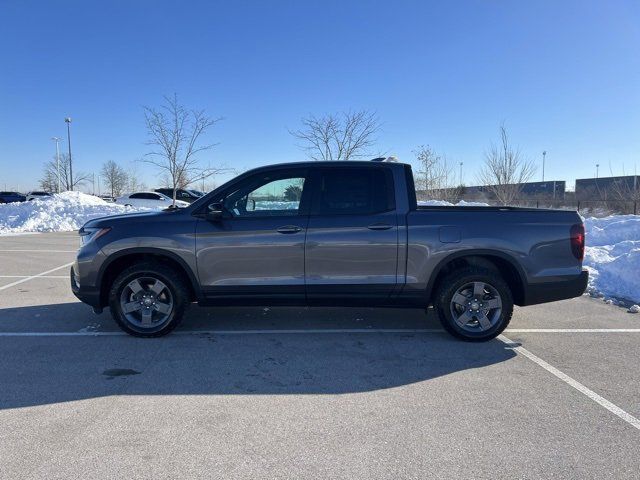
0, 249, 77, 253
0, 275, 69, 279
2, 328, 640, 336
499, 334, 640, 431
0, 328, 444, 337
506, 328, 640, 333
0, 262, 74, 291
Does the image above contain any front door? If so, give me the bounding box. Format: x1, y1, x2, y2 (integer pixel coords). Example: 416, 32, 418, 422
195, 168, 310, 304
305, 166, 399, 304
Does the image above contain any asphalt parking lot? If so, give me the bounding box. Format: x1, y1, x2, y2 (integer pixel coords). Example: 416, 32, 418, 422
1, 232, 639, 479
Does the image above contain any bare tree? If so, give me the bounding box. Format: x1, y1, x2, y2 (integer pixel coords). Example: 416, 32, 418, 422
40, 153, 91, 192
125, 162, 146, 193
290, 110, 380, 161
101, 160, 129, 198
413, 145, 461, 202
142, 94, 226, 205
39, 169, 58, 193
477, 125, 536, 205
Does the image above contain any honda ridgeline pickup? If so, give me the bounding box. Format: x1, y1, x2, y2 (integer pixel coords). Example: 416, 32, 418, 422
71, 160, 588, 341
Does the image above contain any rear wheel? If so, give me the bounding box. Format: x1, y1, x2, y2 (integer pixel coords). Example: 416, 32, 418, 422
434, 267, 513, 341
108, 262, 189, 337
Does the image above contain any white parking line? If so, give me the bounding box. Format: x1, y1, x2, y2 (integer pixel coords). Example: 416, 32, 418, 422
0, 262, 73, 291
1, 328, 640, 337
499, 334, 640, 431
506, 328, 640, 333
0, 328, 443, 337
0, 249, 77, 253
0, 275, 69, 279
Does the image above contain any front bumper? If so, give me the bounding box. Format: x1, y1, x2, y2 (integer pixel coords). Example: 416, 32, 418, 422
70, 266, 101, 308
522, 270, 589, 306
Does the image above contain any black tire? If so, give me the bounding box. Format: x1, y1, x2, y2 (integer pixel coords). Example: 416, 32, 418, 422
108, 262, 190, 337
434, 267, 513, 342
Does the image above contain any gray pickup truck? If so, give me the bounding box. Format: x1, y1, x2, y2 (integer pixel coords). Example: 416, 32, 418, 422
72, 160, 587, 341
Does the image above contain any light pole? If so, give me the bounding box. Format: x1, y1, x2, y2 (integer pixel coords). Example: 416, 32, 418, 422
65, 117, 73, 190
51, 137, 61, 193
459, 162, 463, 185
596, 163, 600, 179
542, 151, 546, 182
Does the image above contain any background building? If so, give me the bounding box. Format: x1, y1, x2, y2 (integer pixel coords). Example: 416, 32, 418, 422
575, 175, 639, 200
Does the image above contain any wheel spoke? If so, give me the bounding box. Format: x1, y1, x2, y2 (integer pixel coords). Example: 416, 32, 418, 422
149, 280, 165, 296
473, 282, 486, 298
452, 292, 468, 307
128, 279, 144, 295
484, 297, 502, 309
154, 301, 171, 315
122, 301, 142, 314
141, 308, 153, 324
476, 312, 492, 330
456, 310, 474, 326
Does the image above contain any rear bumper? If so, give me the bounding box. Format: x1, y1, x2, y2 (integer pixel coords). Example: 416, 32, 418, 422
521, 270, 589, 306
70, 266, 101, 308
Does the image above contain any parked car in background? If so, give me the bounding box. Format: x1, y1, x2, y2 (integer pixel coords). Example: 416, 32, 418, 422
73, 160, 588, 341
26, 191, 53, 201
115, 191, 189, 208
154, 188, 202, 203
0, 191, 26, 203
99, 195, 116, 203
188, 189, 206, 197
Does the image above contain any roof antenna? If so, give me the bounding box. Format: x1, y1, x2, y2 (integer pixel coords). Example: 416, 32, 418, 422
371, 156, 398, 162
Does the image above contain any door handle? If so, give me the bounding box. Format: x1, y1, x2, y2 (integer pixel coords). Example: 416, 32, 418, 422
367, 223, 393, 230
276, 225, 303, 234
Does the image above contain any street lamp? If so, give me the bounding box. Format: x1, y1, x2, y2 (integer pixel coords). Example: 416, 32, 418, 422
65, 117, 73, 190
51, 137, 61, 193
596, 164, 600, 179
542, 151, 546, 182
459, 162, 463, 185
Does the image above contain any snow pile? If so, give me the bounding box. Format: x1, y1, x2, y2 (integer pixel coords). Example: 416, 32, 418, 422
583, 215, 640, 303
419, 200, 490, 207
254, 200, 298, 210
0, 192, 151, 234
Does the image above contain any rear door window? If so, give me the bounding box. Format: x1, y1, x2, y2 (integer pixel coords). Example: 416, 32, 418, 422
312, 168, 395, 215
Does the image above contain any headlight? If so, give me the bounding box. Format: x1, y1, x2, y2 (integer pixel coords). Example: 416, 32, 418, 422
79, 226, 111, 245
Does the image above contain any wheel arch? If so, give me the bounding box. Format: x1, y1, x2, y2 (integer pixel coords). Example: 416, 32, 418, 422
426, 250, 527, 306
97, 248, 200, 307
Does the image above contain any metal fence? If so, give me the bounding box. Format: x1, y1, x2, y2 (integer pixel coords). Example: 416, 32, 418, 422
417, 195, 638, 216
507, 199, 638, 216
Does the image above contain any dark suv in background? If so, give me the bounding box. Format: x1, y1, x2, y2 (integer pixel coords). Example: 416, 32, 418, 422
0, 191, 26, 203
154, 188, 203, 203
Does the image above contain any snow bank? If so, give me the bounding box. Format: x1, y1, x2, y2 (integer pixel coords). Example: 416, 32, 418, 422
583, 215, 640, 303
0, 192, 151, 234
418, 200, 490, 207
254, 200, 298, 210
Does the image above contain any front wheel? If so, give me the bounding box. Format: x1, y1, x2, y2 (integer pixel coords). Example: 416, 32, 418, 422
434, 267, 513, 342
108, 262, 189, 337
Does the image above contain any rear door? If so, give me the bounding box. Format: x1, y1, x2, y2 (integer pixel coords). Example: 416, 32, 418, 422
305, 166, 399, 304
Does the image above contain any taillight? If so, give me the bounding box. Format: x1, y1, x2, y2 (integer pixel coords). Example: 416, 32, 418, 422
570, 223, 585, 261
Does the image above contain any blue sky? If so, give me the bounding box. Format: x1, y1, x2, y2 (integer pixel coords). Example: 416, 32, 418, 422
1, 0, 639, 192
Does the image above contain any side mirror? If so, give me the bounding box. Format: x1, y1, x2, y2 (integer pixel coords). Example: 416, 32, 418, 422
206, 202, 224, 221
